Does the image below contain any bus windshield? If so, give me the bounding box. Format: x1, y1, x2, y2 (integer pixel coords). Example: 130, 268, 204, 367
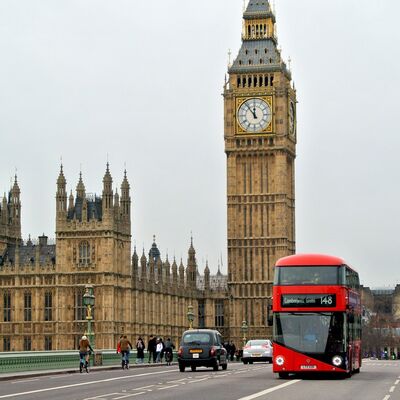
274, 266, 341, 285
274, 312, 345, 354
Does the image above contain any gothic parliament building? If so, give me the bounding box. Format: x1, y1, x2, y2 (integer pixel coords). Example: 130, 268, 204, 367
0, 1, 296, 351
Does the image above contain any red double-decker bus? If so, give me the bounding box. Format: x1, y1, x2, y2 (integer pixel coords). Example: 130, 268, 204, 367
272, 254, 362, 378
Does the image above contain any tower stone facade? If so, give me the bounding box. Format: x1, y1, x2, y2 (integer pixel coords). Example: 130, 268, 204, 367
224, 0, 296, 342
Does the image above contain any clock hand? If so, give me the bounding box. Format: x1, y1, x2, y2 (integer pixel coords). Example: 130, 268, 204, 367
251, 107, 257, 119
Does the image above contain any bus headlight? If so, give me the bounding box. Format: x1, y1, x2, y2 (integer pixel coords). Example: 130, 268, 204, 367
275, 356, 285, 366
332, 356, 343, 367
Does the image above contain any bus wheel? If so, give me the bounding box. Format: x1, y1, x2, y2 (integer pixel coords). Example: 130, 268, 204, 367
278, 372, 289, 379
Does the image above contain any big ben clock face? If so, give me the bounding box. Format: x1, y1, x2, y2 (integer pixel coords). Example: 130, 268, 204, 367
236, 97, 272, 133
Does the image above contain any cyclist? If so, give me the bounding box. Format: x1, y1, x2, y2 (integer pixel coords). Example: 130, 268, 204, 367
78, 335, 94, 373
118, 335, 133, 369
164, 338, 174, 365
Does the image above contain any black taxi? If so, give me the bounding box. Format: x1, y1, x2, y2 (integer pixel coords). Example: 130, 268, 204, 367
177, 329, 228, 372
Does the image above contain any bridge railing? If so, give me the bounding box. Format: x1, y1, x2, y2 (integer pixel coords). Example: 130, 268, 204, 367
0, 350, 122, 373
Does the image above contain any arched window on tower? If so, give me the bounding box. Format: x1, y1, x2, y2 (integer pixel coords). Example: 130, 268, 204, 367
79, 241, 90, 266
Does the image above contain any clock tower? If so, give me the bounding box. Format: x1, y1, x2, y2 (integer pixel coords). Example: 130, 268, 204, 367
224, 1, 296, 341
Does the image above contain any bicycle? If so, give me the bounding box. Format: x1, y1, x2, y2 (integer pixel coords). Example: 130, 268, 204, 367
121, 351, 130, 369
165, 348, 173, 365
79, 352, 89, 373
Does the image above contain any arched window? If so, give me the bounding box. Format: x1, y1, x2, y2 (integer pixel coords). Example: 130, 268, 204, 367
79, 241, 90, 266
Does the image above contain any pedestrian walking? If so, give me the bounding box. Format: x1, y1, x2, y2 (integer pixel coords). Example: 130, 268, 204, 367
230, 341, 236, 362
164, 338, 174, 365
118, 335, 133, 369
155, 338, 163, 363
147, 335, 157, 363
136, 337, 145, 364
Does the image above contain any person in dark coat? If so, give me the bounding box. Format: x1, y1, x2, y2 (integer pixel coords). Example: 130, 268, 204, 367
230, 341, 236, 362
136, 337, 145, 364
147, 335, 157, 363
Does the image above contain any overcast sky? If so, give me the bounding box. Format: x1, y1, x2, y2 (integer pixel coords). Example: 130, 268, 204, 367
0, 1, 399, 288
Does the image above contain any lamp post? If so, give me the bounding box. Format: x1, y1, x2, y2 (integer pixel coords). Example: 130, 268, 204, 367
187, 305, 195, 330
241, 320, 248, 348
83, 285, 95, 348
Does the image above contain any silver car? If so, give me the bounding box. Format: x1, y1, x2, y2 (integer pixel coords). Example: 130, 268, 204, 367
242, 339, 273, 364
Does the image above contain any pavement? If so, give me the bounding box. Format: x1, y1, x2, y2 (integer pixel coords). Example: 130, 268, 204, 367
0, 362, 169, 381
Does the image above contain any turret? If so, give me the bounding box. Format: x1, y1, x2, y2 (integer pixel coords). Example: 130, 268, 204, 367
140, 249, 147, 281
149, 255, 155, 282
120, 170, 131, 219
9, 175, 21, 240
56, 165, 67, 218
186, 237, 197, 288
102, 163, 113, 214
164, 255, 171, 285
132, 246, 139, 279
76, 172, 86, 199
1, 194, 7, 225
204, 261, 210, 290
179, 259, 185, 287
68, 190, 74, 212
113, 189, 120, 221
172, 257, 178, 285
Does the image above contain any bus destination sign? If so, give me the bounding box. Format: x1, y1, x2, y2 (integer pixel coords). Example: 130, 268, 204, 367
281, 294, 336, 308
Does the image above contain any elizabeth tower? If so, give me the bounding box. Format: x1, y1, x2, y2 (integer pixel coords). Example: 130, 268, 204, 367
224, 1, 296, 341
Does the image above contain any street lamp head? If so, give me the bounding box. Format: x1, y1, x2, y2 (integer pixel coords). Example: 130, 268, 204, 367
83, 285, 95, 307
241, 320, 248, 333
187, 305, 195, 329
187, 305, 195, 322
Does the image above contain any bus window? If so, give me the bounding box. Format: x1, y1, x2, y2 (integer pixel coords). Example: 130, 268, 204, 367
275, 266, 340, 285
274, 312, 344, 354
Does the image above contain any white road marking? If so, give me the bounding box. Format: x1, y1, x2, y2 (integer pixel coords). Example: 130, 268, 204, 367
0, 370, 172, 399
112, 392, 146, 399
84, 394, 120, 400
389, 386, 395, 393
166, 378, 189, 383
236, 380, 301, 400
395, 380, 399, 385
157, 384, 179, 390
382, 395, 390, 400
11, 379, 38, 384
186, 378, 209, 384
131, 385, 155, 390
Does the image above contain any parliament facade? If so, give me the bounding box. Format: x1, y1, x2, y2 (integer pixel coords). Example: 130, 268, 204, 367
0, 1, 297, 351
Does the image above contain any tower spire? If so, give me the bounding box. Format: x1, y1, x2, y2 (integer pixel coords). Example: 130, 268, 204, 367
76, 171, 86, 199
